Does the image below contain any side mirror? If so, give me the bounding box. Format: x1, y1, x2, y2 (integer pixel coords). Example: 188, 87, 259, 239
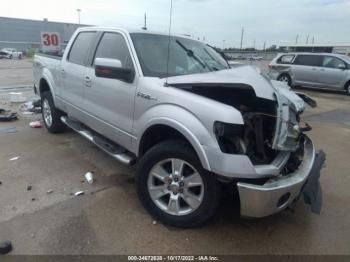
337, 64, 347, 70
95, 58, 135, 83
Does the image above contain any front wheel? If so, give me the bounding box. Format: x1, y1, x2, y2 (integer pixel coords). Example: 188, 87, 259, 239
136, 140, 221, 228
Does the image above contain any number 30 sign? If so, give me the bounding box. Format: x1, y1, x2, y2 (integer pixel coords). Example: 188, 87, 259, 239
41, 32, 61, 52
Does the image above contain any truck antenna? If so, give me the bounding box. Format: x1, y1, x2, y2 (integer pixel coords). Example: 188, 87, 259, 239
165, 0, 173, 86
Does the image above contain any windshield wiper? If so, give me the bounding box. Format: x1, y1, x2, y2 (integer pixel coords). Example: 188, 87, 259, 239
175, 39, 209, 69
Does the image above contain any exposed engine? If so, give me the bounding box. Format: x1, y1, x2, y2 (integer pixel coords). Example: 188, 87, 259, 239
181, 85, 280, 164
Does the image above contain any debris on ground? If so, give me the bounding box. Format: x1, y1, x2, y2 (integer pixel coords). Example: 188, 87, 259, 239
19, 99, 41, 114
9, 156, 19, 161
47, 189, 53, 194
74, 191, 85, 196
84, 171, 94, 184
31, 198, 36, 201
0, 181, 2, 185
27, 186, 32, 191
29, 121, 43, 128
9, 92, 26, 103
0, 127, 17, 134
152, 220, 157, 225
0, 240, 12, 255
0, 112, 17, 122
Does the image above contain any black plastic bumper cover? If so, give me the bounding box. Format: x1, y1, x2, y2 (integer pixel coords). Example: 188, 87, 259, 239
302, 150, 326, 214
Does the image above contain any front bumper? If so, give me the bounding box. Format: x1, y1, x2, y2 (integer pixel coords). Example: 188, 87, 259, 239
237, 136, 319, 218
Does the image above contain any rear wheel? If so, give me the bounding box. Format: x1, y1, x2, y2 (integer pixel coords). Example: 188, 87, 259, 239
277, 73, 292, 86
345, 82, 350, 96
41, 91, 66, 133
136, 140, 221, 228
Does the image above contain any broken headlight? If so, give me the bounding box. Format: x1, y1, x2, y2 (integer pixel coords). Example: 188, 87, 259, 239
213, 121, 245, 154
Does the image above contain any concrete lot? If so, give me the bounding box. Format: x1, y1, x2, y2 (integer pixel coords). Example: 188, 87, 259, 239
0, 60, 349, 255
0, 58, 33, 87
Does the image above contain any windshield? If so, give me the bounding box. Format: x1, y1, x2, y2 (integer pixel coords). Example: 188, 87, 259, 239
130, 33, 229, 78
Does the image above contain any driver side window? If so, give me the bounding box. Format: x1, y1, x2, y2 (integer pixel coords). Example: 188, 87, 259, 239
93, 32, 133, 69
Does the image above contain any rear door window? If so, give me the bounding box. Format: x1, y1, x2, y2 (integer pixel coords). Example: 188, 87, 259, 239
277, 54, 295, 64
322, 56, 346, 69
293, 55, 322, 67
68, 32, 97, 66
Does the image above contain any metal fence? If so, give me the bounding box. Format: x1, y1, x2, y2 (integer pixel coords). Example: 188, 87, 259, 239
223, 51, 280, 61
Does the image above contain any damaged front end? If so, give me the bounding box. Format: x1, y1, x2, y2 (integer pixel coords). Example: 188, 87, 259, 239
167, 68, 325, 217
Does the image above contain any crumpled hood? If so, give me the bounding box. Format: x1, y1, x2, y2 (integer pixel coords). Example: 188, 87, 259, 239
166, 65, 305, 112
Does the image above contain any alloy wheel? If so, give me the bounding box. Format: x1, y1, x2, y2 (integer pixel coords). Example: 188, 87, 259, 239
42, 99, 52, 127
147, 158, 204, 216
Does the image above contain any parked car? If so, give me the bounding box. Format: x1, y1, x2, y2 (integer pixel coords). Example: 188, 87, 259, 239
268, 52, 350, 95
0, 51, 12, 59
1, 48, 23, 59
33, 28, 324, 227
248, 55, 263, 61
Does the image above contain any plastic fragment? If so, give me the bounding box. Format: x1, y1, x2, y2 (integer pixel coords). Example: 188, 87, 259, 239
74, 191, 85, 196
0, 240, 12, 255
9, 156, 19, 161
29, 121, 43, 128
84, 172, 94, 184
47, 189, 53, 194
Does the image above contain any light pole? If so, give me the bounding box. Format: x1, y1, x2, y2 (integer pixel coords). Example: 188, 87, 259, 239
222, 40, 226, 50
76, 9, 82, 24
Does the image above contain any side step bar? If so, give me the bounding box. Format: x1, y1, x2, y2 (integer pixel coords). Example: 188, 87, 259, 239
60, 116, 136, 166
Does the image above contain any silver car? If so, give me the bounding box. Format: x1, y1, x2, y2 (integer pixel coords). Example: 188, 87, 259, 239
268, 52, 350, 95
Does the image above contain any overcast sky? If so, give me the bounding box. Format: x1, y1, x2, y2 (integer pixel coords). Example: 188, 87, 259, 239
2, 0, 350, 48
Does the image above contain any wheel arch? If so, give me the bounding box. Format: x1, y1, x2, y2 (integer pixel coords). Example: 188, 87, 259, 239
39, 74, 56, 103
137, 119, 211, 171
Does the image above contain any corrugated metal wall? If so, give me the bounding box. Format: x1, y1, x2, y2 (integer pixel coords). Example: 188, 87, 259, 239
0, 17, 88, 51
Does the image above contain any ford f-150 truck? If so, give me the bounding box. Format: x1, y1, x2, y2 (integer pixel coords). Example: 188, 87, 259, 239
33, 27, 325, 227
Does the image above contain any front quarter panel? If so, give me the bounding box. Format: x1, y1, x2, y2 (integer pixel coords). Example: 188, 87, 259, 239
132, 77, 244, 171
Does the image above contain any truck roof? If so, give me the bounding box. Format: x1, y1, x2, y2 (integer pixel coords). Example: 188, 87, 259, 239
77, 26, 197, 40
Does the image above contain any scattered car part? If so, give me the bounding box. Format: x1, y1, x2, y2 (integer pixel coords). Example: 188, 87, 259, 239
0, 127, 17, 134
9, 156, 19, 161
84, 172, 94, 184
29, 121, 43, 128
0, 240, 12, 255
0, 113, 17, 122
27, 186, 32, 191
9, 92, 26, 103
74, 191, 85, 196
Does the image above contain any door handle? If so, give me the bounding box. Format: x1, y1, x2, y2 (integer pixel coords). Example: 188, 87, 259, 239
85, 76, 92, 87
60, 69, 65, 77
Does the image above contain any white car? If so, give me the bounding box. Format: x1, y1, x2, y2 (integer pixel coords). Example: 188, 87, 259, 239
1, 48, 23, 59
249, 55, 263, 61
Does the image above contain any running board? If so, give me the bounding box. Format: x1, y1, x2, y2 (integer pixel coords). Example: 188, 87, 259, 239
60, 116, 136, 166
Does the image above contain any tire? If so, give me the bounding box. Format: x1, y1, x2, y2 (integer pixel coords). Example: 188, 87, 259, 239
41, 91, 66, 133
136, 140, 221, 228
277, 73, 292, 86
345, 82, 350, 96
9, 54, 13, 59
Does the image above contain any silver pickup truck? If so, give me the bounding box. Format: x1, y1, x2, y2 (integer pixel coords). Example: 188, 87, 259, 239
33, 27, 325, 227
